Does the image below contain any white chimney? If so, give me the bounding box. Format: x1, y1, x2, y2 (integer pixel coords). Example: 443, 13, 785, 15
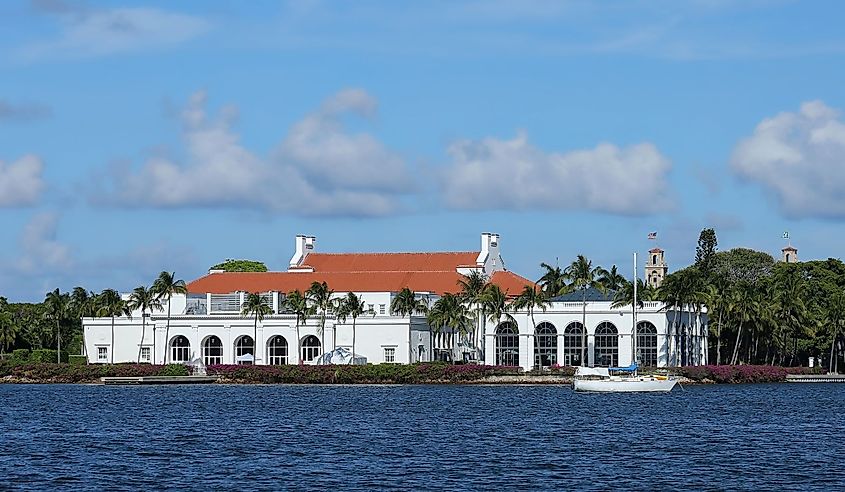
475, 232, 503, 274
288, 234, 316, 269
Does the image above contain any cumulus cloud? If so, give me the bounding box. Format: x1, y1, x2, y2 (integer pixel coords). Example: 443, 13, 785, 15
21, 1, 210, 59
440, 132, 674, 215
0, 155, 45, 207
16, 212, 73, 275
732, 100, 845, 218
96, 89, 414, 217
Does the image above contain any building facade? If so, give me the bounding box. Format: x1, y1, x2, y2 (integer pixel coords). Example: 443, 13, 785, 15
82, 233, 707, 370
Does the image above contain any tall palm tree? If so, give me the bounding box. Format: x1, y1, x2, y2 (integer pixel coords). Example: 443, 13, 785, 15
511, 285, 551, 368
127, 286, 163, 363
728, 286, 756, 365
564, 255, 605, 366
0, 298, 18, 354
71, 287, 96, 318
427, 293, 472, 363
96, 289, 131, 364
773, 272, 809, 366
827, 292, 845, 374
337, 292, 372, 364
44, 288, 70, 363
391, 287, 429, 362
457, 271, 489, 359
242, 292, 273, 365
284, 290, 313, 364
597, 265, 626, 292
152, 271, 187, 364
538, 262, 567, 296
307, 281, 335, 363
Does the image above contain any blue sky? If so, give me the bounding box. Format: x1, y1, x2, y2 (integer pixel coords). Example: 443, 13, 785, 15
2, 0, 845, 301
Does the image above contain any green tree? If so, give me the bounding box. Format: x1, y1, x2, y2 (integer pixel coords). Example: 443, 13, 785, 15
71, 287, 96, 318
0, 298, 18, 353
695, 228, 718, 277
564, 255, 605, 366
242, 292, 273, 365
210, 259, 268, 272
390, 287, 429, 362
337, 292, 372, 364
96, 289, 131, 364
457, 271, 489, 360
426, 293, 471, 363
597, 265, 626, 292
307, 281, 336, 363
152, 271, 187, 364
127, 286, 162, 363
538, 262, 567, 296
284, 290, 314, 364
827, 292, 845, 373
44, 288, 71, 363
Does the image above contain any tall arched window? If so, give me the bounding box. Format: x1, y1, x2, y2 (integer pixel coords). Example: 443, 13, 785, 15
202, 336, 223, 366
563, 322, 586, 366
495, 322, 519, 367
170, 335, 190, 363
235, 336, 255, 365
301, 335, 321, 363
636, 321, 658, 367
534, 322, 557, 368
267, 335, 288, 365
594, 322, 619, 367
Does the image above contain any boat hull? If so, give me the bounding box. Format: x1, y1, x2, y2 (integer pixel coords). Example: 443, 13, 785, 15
573, 378, 677, 393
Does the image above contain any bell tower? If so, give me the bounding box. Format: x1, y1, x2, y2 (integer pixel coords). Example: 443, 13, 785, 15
782, 245, 798, 263
645, 248, 668, 288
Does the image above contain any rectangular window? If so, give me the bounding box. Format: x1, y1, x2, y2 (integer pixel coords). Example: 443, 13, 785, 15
379, 304, 386, 315
368, 304, 374, 314
140, 347, 151, 362
383, 347, 396, 363
97, 347, 108, 362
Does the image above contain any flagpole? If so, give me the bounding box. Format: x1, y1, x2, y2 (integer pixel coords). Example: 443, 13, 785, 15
633, 251, 637, 367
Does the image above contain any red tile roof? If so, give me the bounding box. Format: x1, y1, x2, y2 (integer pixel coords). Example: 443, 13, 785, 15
300, 252, 480, 272
187, 270, 534, 296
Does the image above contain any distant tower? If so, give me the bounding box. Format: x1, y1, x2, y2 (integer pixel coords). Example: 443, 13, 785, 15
645, 248, 668, 288
782, 245, 798, 263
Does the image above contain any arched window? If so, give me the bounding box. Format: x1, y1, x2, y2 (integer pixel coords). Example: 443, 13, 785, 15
495, 322, 519, 367
235, 336, 255, 365
563, 322, 586, 367
267, 335, 288, 365
301, 335, 321, 363
202, 336, 223, 366
170, 335, 190, 363
636, 321, 658, 367
534, 322, 557, 368
594, 322, 619, 367
652, 254, 657, 264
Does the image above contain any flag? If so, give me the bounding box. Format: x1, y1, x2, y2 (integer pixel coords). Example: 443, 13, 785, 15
783, 231, 789, 239
647, 232, 657, 240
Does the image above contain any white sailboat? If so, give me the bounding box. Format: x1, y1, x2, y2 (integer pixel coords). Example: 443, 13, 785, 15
572, 252, 678, 393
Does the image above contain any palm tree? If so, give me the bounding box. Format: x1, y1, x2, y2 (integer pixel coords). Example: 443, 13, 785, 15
457, 271, 489, 360
828, 293, 845, 373
427, 293, 472, 363
96, 289, 131, 364
391, 287, 429, 362
152, 271, 187, 364
337, 292, 372, 364
728, 286, 756, 365
71, 287, 96, 318
538, 262, 567, 296
284, 290, 313, 364
242, 292, 273, 365
127, 286, 163, 363
44, 288, 70, 363
307, 281, 335, 363
511, 285, 551, 368
597, 265, 626, 292
0, 298, 18, 354
564, 255, 605, 366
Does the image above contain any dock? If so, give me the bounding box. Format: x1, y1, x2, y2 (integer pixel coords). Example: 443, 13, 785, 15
100, 375, 219, 385
786, 374, 845, 383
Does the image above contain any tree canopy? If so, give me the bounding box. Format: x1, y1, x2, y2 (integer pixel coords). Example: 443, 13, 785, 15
210, 259, 268, 272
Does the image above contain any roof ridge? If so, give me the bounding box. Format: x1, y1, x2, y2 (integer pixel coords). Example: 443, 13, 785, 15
306, 251, 478, 256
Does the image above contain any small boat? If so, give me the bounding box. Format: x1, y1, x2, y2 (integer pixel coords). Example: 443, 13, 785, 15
572, 363, 678, 393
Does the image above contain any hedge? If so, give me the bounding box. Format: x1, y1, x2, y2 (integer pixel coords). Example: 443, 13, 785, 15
0, 363, 192, 383
672, 365, 820, 383
29, 349, 69, 364
206, 362, 524, 384
68, 355, 88, 366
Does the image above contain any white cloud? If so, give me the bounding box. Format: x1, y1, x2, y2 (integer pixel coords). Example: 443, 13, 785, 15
17, 212, 72, 275
441, 132, 674, 215
21, 3, 210, 59
0, 155, 45, 207
97, 89, 414, 217
732, 100, 845, 218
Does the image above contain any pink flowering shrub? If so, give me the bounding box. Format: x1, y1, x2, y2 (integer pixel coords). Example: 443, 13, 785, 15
675, 365, 817, 384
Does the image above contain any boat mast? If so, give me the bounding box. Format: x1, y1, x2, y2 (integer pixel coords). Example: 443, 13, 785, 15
633, 252, 638, 366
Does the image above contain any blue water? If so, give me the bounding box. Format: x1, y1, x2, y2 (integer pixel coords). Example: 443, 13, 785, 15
1, 383, 843, 490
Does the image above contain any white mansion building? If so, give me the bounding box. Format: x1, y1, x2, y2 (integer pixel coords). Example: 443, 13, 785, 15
82, 233, 707, 370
